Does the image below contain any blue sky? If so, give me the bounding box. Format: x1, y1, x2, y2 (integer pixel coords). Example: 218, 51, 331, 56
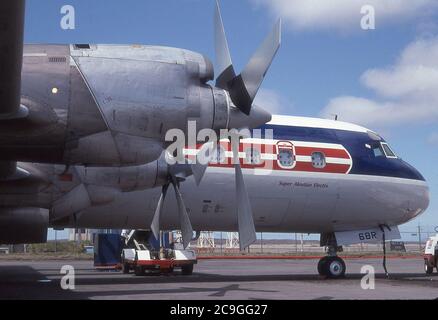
25, 0, 438, 238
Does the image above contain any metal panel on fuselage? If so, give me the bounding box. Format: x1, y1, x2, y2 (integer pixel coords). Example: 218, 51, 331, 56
70, 168, 428, 233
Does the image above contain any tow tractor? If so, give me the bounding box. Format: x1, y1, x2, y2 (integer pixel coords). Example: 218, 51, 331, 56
121, 230, 197, 276
424, 234, 438, 274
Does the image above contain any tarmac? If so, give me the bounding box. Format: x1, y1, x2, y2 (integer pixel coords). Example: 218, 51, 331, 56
0, 257, 437, 300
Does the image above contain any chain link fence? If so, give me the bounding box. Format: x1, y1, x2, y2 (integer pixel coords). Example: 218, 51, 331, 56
194, 229, 438, 256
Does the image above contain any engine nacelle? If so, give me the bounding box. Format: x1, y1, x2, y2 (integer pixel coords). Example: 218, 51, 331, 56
75, 155, 169, 194
50, 154, 170, 221
0, 207, 49, 244
1, 44, 269, 167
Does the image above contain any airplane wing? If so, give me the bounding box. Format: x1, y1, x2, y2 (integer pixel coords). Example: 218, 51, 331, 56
0, 0, 28, 119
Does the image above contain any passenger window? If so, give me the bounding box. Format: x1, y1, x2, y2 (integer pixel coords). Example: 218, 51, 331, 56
277, 141, 296, 169
278, 149, 294, 168
311, 152, 326, 169
245, 147, 263, 165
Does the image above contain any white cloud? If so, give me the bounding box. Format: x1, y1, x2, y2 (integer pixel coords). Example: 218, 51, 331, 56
252, 0, 438, 31
254, 88, 293, 115
362, 38, 438, 98
320, 37, 438, 128
322, 96, 438, 127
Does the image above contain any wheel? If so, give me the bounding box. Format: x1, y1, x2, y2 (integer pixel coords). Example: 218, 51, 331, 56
161, 267, 174, 275
122, 261, 130, 274
134, 266, 144, 276
181, 264, 194, 275
120, 252, 130, 274
317, 257, 329, 276
425, 260, 434, 275
322, 256, 346, 279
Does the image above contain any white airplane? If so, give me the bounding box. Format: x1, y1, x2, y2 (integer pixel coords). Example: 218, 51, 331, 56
47, 115, 429, 278
0, 1, 429, 279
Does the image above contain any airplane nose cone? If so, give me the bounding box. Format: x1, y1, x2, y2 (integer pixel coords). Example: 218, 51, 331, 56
228, 104, 272, 130
403, 162, 430, 218
418, 181, 430, 214
406, 177, 430, 222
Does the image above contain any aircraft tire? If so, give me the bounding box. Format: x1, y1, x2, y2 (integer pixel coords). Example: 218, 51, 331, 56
122, 262, 130, 274
181, 264, 194, 275
323, 256, 346, 279
134, 266, 144, 276
317, 257, 329, 276
425, 260, 434, 275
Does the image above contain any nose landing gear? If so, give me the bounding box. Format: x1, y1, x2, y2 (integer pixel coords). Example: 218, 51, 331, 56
318, 233, 346, 279
318, 256, 346, 279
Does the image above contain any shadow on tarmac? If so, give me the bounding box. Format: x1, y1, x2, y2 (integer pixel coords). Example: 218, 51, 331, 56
0, 265, 437, 300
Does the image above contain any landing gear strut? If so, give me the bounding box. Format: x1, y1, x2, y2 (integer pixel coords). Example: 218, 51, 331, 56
318, 233, 346, 279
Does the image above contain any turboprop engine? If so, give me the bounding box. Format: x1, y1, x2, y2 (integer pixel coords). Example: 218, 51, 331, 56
0, 1, 277, 168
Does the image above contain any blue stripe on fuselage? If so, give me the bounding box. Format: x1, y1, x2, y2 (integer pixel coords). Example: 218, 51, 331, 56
258, 124, 425, 181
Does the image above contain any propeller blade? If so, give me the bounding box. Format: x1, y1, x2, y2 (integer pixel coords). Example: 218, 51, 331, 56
231, 134, 257, 250
214, 1, 281, 115
191, 141, 215, 186
150, 184, 169, 241
171, 177, 194, 249
214, 0, 236, 90
230, 19, 282, 115
191, 162, 208, 186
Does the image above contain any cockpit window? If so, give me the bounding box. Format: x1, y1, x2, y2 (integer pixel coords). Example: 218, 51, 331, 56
371, 143, 397, 158
372, 145, 384, 157
381, 143, 397, 158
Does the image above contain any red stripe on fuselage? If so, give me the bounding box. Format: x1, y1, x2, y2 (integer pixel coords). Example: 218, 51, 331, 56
294, 146, 350, 159
184, 140, 352, 174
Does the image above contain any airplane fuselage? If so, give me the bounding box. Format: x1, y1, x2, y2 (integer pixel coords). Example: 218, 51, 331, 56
68, 116, 429, 233
0, 45, 429, 240
1, 116, 427, 236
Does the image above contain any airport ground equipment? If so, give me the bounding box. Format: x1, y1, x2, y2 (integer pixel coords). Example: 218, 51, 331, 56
93, 233, 124, 269
121, 230, 197, 276
424, 234, 438, 274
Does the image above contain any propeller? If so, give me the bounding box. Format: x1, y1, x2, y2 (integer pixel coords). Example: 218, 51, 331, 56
152, 2, 281, 251
215, 0, 281, 115
190, 2, 281, 250
150, 166, 194, 249
192, 1, 280, 183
